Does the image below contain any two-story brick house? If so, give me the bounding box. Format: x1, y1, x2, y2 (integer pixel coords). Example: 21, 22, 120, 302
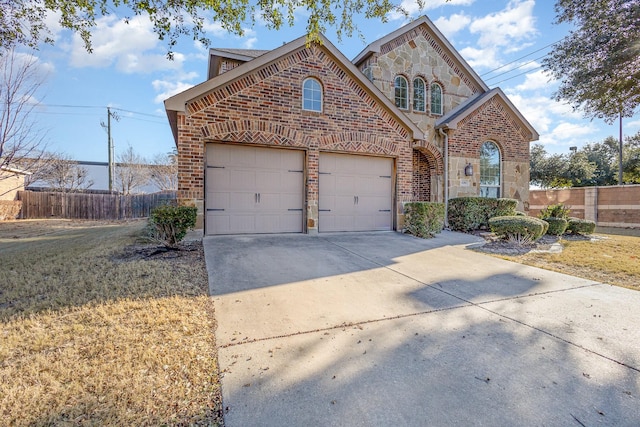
165, 16, 538, 235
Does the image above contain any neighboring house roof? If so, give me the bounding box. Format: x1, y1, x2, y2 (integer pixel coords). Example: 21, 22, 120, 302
207, 48, 270, 79
435, 87, 540, 141
211, 48, 269, 59
166, 33, 426, 143
352, 15, 489, 93
0, 165, 31, 175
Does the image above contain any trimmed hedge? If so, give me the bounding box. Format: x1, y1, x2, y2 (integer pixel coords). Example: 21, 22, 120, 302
489, 216, 546, 244
567, 217, 596, 235
544, 217, 568, 236
404, 202, 445, 238
539, 203, 570, 220
148, 205, 198, 248
448, 197, 518, 232
0, 200, 21, 221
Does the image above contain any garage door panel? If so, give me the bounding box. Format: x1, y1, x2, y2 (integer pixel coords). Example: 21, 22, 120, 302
206, 143, 304, 235
319, 153, 392, 233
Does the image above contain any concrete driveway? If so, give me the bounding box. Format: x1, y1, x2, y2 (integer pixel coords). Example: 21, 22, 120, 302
204, 231, 640, 426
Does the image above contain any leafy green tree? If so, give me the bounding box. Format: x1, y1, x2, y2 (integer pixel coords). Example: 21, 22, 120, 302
543, 0, 640, 123
1, 0, 422, 56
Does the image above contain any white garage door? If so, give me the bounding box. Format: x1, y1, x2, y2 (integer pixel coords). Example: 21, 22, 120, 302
205, 143, 304, 235
319, 153, 393, 232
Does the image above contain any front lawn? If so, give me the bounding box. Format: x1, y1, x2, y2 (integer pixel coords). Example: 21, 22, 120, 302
0, 220, 223, 425
495, 233, 640, 290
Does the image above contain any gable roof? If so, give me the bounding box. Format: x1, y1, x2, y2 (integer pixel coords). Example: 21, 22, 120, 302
207, 48, 270, 79
435, 87, 539, 141
352, 16, 489, 93
166, 34, 425, 142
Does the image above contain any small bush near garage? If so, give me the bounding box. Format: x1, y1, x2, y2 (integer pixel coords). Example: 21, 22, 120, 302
489, 216, 546, 245
0, 200, 21, 220
404, 202, 445, 238
148, 205, 197, 248
448, 197, 518, 231
567, 217, 596, 235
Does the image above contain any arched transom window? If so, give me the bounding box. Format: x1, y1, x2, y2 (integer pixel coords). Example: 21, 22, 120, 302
394, 76, 408, 110
302, 78, 322, 112
413, 78, 426, 112
430, 83, 443, 115
480, 141, 501, 198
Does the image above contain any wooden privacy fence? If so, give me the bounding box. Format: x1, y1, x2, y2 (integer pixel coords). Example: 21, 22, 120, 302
17, 191, 177, 220
529, 185, 640, 228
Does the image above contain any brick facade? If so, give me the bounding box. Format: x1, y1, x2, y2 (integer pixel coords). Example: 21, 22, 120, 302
175, 44, 415, 231
167, 17, 537, 232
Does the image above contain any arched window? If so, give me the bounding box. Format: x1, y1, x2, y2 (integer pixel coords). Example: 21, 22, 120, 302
430, 83, 443, 115
480, 141, 501, 198
394, 76, 408, 110
413, 78, 426, 112
302, 78, 322, 112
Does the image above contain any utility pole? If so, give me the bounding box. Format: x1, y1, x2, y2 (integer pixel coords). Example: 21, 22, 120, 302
101, 108, 119, 193
618, 112, 623, 185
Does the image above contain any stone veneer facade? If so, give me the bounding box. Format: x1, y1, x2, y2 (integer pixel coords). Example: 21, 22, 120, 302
358, 23, 532, 210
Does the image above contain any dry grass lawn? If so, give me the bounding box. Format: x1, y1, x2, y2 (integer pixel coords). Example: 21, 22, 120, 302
495, 233, 640, 290
0, 219, 223, 426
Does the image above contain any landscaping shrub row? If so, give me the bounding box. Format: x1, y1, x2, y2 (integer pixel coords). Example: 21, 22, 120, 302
447, 197, 517, 231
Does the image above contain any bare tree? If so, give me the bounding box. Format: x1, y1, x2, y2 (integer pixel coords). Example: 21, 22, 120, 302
148, 150, 178, 192
29, 152, 94, 192
115, 144, 149, 195
0, 48, 49, 193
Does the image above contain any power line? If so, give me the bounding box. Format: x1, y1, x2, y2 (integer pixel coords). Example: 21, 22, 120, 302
36, 103, 165, 119
480, 38, 564, 77
489, 65, 545, 86
483, 54, 548, 82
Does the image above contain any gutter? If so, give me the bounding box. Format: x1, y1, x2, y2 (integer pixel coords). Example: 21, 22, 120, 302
438, 128, 449, 228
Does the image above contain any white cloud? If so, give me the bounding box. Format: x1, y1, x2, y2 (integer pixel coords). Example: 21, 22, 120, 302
538, 121, 598, 147
389, 0, 475, 21
433, 14, 471, 39
68, 15, 185, 74
469, 0, 537, 49
506, 92, 583, 134
459, 46, 499, 69
514, 69, 555, 91
152, 80, 195, 103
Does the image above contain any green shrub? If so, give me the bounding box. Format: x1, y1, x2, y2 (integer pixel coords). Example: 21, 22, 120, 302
404, 202, 445, 238
539, 203, 570, 220
0, 200, 21, 221
567, 217, 596, 235
544, 217, 568, 235
489, 216, 546, 245
448, 197, 518, 231
148, 205, 197, 248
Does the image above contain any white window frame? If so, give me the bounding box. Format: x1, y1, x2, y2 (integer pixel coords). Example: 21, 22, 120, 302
394, 76, 408, 110
413, 77, 426, 112
302, 77, 323, 112
430, 83, 443, 115
479, 141, 501, 198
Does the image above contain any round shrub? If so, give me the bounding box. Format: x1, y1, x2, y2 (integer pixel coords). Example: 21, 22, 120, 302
489, 216, 546, 245
404, 202, 445, 238
448, 197, 518, 232
567, 217, 596, 235
544, 217, 568, 235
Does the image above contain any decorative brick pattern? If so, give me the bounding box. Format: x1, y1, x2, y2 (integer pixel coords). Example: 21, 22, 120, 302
176, 44, 415, 231
412, 150, 433, 201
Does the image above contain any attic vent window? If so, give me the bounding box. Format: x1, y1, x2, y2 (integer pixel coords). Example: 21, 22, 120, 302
302, 78, 322, 112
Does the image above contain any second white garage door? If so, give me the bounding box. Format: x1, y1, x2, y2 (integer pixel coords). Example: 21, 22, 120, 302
205, 143, 304, 235
319, 153, 393, 232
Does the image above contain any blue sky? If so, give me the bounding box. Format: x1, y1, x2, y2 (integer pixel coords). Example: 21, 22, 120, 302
22, 0, 640, 163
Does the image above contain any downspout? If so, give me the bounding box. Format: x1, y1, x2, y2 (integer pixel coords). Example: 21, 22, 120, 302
438, 127, 449, 228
